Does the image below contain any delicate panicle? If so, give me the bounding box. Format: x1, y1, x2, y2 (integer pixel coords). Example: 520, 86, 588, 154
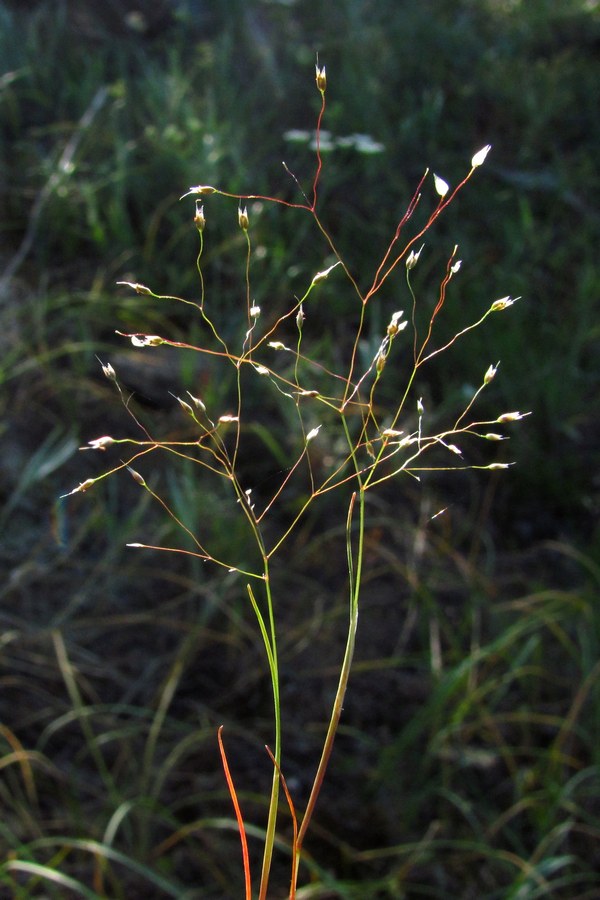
65, 62, 526, 900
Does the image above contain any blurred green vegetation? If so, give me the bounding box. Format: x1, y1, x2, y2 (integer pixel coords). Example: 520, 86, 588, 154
1, 0, 599, 897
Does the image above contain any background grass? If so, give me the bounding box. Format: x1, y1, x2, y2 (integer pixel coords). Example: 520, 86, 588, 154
1, 0, 599, 896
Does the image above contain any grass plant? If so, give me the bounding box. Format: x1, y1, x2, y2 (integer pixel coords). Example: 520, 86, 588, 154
2, 2, 599, 897
57, 63, 528, 898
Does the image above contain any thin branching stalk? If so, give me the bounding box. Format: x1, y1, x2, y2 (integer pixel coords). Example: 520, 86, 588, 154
65, 62, 524, 898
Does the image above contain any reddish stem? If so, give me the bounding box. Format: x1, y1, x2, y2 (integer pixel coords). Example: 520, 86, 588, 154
217, 726, 252, 900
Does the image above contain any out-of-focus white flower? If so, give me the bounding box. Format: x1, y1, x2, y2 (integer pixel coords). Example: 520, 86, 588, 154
283, 129, 312, 143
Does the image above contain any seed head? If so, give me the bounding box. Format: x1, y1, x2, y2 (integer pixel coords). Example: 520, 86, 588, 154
180, 185, 217, 199
101, 362, 116, 382
84, 436, 115, 451
130, 334, 165, 347
176, 396, 194, 416
387, 310, 407, 337
194, 202, 206, 231
294, 389, 319, 398
64, 478, 95, 497
433, 173, 449, 197
406, 244, 424, 270
497, 411, 529, 423
484, 363, 498, 384
187, 391, 206, 413
490, 295, 518, 312
117, 281, 153, 295
311, 260, 341, 286
315, 64, 327, 93
238, 206, 250, 231
127, 467, 146, 486
471, 144, 492, 168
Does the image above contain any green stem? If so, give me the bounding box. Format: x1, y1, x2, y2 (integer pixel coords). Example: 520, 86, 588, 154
290, 486, 365, 894
254, 562, 281, 900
